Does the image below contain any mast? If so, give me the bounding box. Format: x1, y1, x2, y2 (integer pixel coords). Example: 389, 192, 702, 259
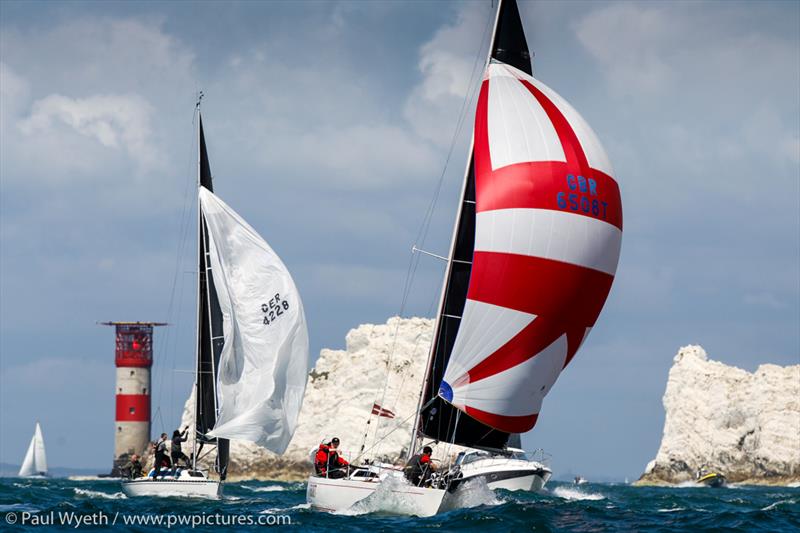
193, 103, 229, 479
410, 0, 532, 455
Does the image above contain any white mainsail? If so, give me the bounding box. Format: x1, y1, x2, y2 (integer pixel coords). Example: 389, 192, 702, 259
18, 422, 47, 477
200, 187, 309, 454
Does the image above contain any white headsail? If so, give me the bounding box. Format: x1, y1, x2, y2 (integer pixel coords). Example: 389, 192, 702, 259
19, 422, 47, 477
200, 187, 309, 454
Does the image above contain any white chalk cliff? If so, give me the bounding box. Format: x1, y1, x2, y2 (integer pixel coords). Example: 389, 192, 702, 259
180, 317, 434, 480
638, 345, 800, 485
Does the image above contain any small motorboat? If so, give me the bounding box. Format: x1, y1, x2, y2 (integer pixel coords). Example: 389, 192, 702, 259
696, 470, 727, 488
450, 448, 552, 492
573, 476, 588, 485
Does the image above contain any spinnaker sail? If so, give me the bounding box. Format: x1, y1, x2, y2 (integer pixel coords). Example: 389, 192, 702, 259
416, 0, 622, 449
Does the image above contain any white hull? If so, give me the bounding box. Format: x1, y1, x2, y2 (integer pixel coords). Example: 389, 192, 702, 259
121, 471, 221, 499
455, 453, 552, 493
307, 474, 447, 517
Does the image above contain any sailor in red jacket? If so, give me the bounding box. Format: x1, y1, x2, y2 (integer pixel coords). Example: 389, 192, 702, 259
315, 437, 349, 478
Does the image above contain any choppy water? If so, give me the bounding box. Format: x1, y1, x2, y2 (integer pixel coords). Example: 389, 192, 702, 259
1, 477, 798, 531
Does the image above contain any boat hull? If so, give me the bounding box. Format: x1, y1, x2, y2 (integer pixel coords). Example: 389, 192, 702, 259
454, 456, 552, 492
697, 473, 727, 488
307, 475, 446, 516
121, 478, 222, 499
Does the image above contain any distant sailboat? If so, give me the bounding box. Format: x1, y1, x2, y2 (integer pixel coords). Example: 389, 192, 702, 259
122, 105, 310, 499
19, 422, 48, 478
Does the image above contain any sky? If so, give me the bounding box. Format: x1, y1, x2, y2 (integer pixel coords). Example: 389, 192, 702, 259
0, 0, 798, 481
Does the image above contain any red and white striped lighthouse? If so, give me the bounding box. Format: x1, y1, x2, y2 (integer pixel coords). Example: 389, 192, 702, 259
102, 321, 165, 475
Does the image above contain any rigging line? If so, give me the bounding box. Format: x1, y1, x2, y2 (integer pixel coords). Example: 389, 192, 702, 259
155, 101, 201, 427
367, 9, 495, 459
350, 404, 424, 466
415, 9, 493, 251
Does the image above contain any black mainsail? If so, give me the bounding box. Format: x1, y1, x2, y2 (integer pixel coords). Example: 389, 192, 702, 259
195, 115, 229, 480
415, 0, 532, 452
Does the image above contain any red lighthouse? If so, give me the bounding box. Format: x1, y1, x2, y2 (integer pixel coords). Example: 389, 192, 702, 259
102, 321, 166, 476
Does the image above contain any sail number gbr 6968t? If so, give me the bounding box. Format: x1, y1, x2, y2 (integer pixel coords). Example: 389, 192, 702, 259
556, 174, 609, 220
262, 294, 289, 326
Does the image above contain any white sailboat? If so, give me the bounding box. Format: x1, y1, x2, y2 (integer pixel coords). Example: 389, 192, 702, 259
18, 422, 48, 478
308, 0, 621, 515
122, 106, 310, 498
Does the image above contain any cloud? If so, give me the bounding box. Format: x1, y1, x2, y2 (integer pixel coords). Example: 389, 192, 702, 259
18, 93, 160, 171
404, 2, 493, 146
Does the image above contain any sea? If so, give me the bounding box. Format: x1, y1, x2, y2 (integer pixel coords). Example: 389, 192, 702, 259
1, 477, 798, 532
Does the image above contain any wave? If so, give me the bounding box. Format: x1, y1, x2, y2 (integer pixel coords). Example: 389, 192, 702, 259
446, 477, 504, 509
73, 488, 127, 500
0, 503, 38, 512
761, 499, 797, 511
552, 486, 605, 501
657, 507, 686, 513
260, 503, 310, 514
242, 485, 289, 493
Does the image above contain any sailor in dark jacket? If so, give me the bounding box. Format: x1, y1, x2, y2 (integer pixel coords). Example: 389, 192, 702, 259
404, 445, 436, 486
122, 454, 143, 479
171, 426, 190, 468
152, 433, 171, 478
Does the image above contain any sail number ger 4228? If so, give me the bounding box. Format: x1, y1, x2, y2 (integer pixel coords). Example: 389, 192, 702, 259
262, 294, 290, 326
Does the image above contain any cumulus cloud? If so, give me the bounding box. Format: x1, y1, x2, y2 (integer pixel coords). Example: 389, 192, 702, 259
18, 93, 160, 170
404, 2, 493, 146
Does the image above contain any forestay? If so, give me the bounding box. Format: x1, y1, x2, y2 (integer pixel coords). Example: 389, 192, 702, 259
200, 187, 309, 453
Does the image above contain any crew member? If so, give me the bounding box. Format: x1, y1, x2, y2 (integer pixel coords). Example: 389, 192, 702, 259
171, 426, 190, 468
152, 433, 171, 478
122, 454, 143, 479
405, 445, 436, 486
315, 437, 349, 478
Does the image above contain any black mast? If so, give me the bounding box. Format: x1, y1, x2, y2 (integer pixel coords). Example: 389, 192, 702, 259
415, 0, 531, 452
195, 113, 230, 480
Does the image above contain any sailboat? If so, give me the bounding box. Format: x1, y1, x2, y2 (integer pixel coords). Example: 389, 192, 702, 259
18, 422, 48, 478
122, 107, 310, 498
307, 0, 622, 515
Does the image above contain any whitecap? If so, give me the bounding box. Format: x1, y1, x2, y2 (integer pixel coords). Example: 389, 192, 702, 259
761, 499, 797, 511
260, 503, 310, 513
657, 507, 686, 513
242, 485, 287, 493
444, 477, 503, 510
73, 488, 127, 500
551, 486, 605, 501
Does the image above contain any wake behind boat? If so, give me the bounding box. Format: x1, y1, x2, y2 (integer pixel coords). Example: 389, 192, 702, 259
122, 106, 310, 499
18, 422, 48, 478
307, 0, 622, 516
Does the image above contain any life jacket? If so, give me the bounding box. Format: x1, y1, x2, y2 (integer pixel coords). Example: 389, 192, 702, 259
315, 444, 330, 474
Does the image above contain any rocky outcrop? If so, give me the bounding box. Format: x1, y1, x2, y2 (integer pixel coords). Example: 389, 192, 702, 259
179, 317, 434, 481
637, 345, 800, 486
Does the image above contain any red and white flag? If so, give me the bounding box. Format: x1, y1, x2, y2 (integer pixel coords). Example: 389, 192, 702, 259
371, 403, 395, 419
